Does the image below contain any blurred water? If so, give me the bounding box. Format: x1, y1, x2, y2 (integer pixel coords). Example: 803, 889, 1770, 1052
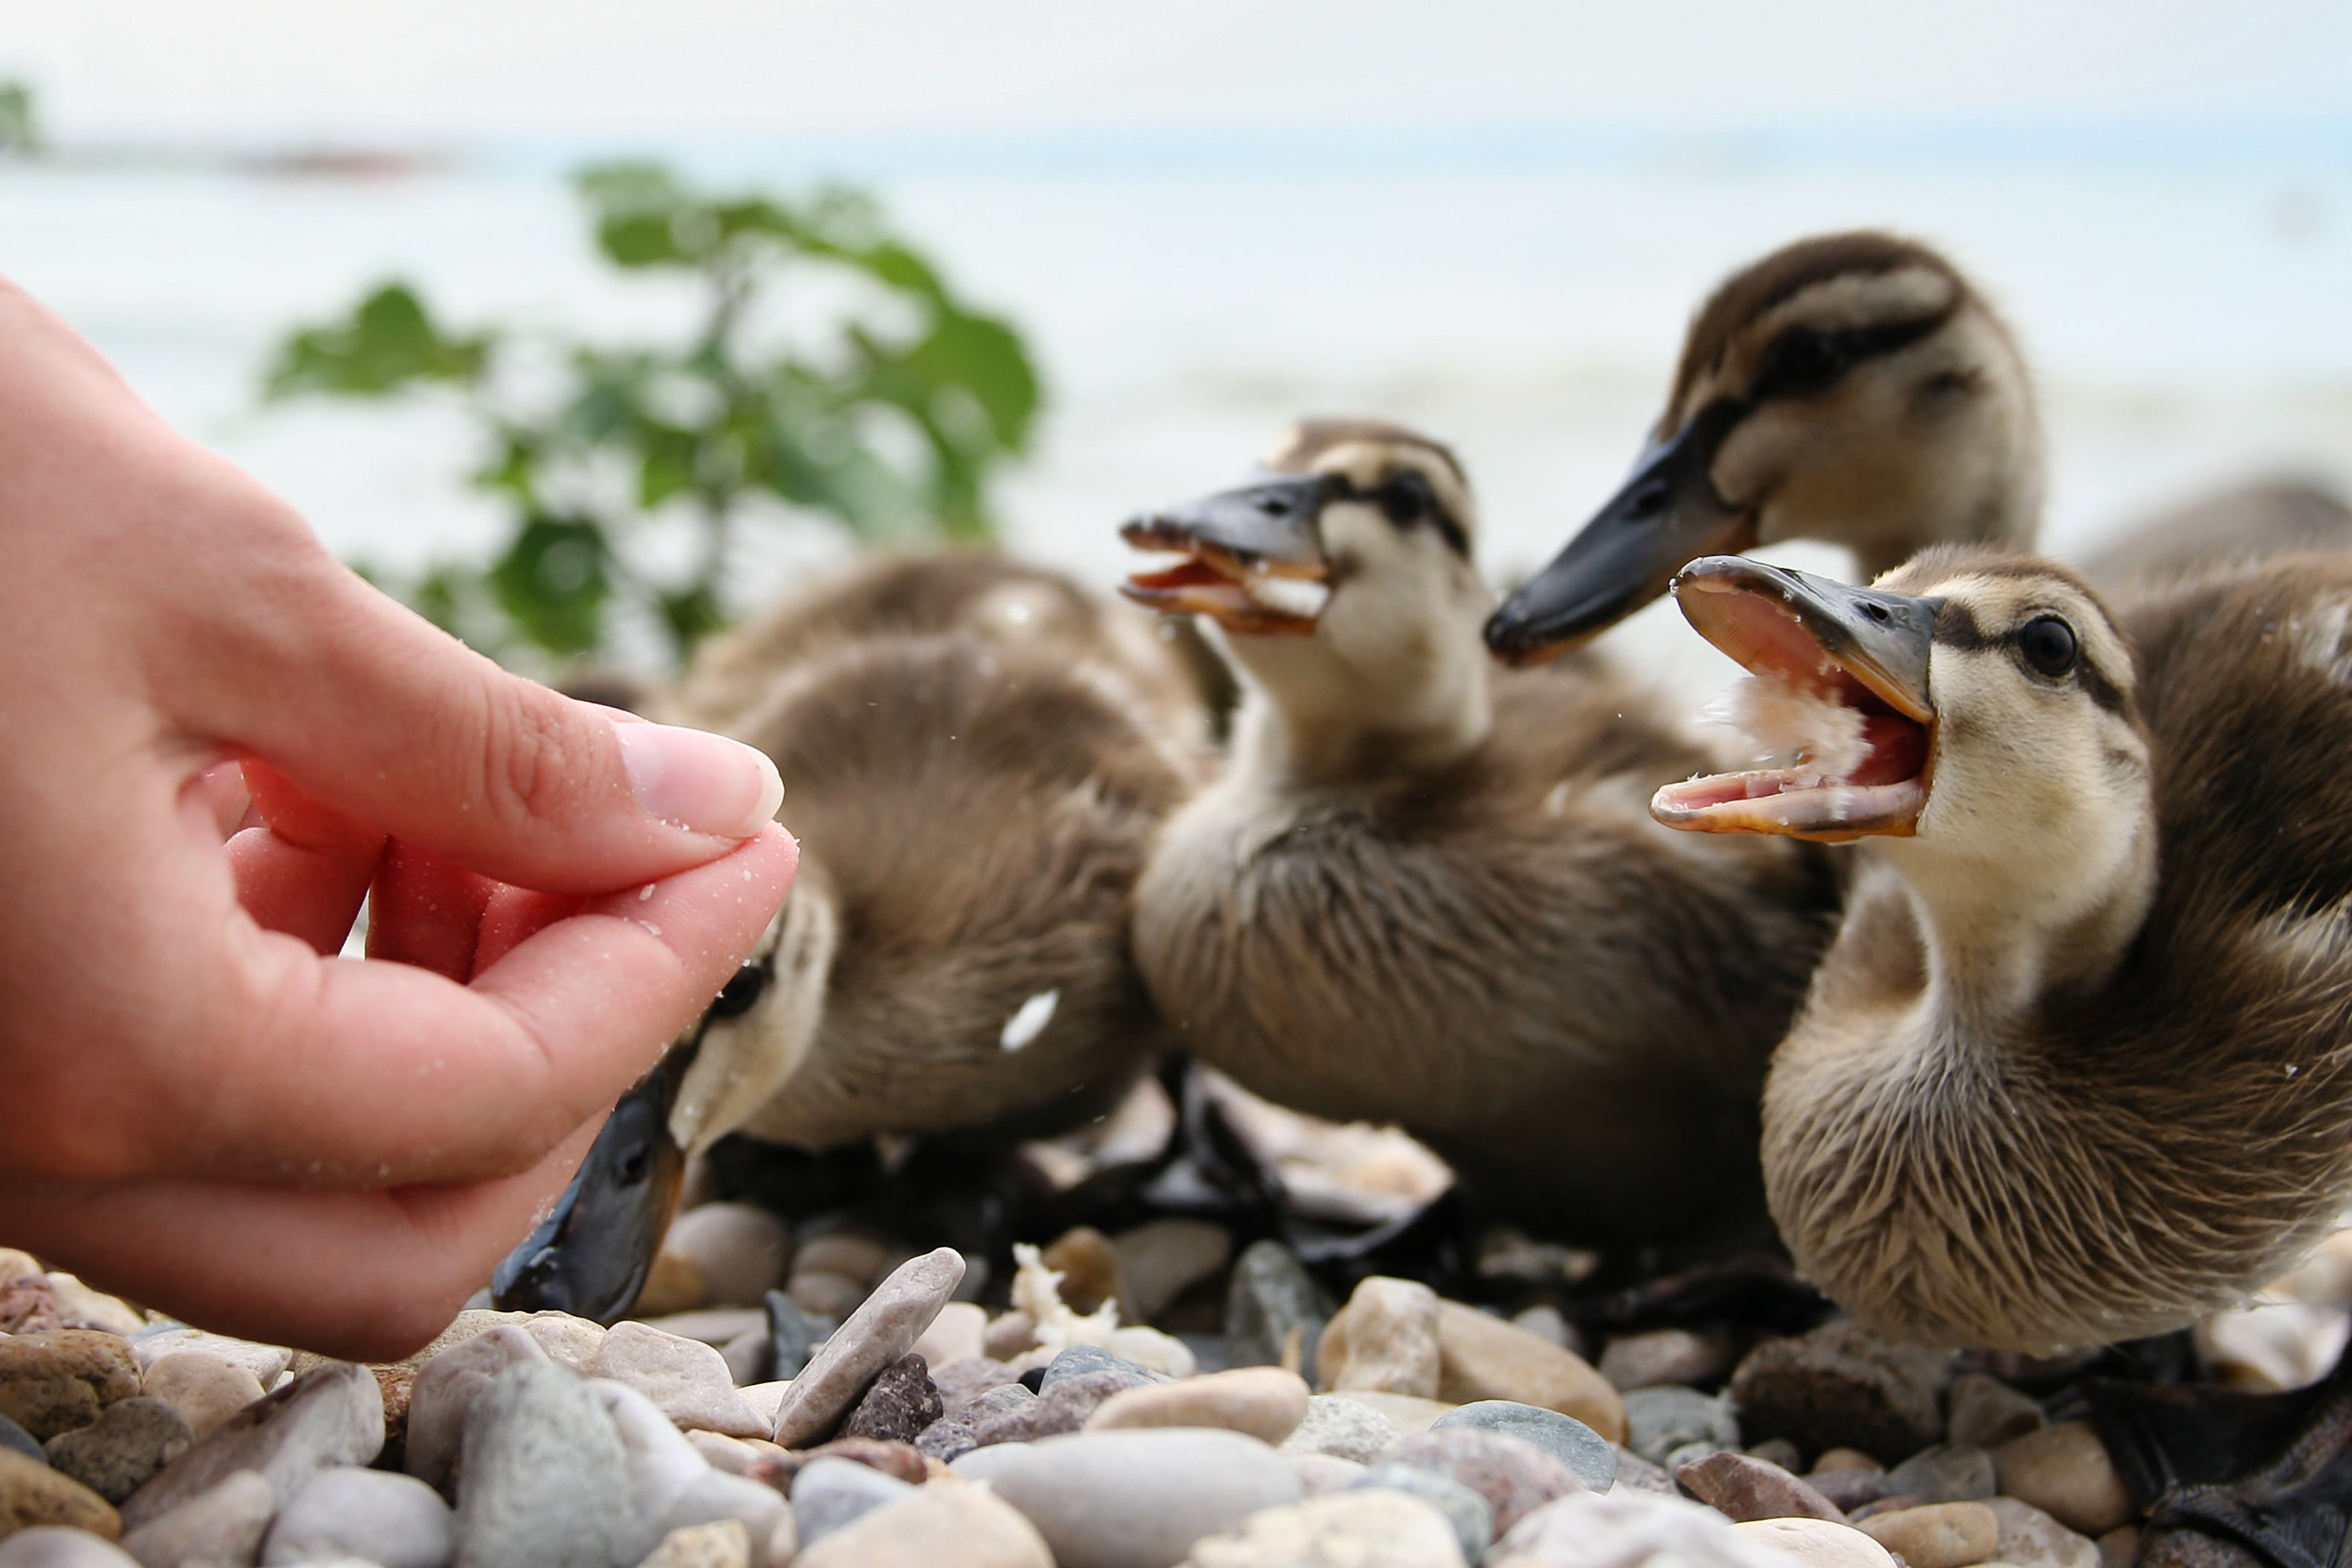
4, 141, 2349, 699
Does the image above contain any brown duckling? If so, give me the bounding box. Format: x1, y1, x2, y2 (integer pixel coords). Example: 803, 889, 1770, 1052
496, 551, 1204, 1317
1485, 228, 2349, 661
1120, 419, 1838, 1248
1652, 545, 2352, 1350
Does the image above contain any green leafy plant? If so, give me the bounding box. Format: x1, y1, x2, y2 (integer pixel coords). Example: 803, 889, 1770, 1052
265, 161, 1043, 670
0, 82, 40, 154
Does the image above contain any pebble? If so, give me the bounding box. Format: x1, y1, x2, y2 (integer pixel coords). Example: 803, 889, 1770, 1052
665, 1204, 794, 1308
787, 1271, 867, 1324
519, 1313, 609, 1376
794, 1234, 895, 1288
770, 1248, 965, 1448
1318, 1278, 1442, 1399
128, 1327, 291, 1389
652, 1468, 787, 1551
119, 1468, 273, 1567
1040, 1346, 1165, 1390
682, 1429, 762, 1474
1607, 1445, 1680, 1498
1432, 1403, 1615, 1494
1990, 1497, 2102, 1568
1597, 1329, 1736, 1393
791, 1453, 916, 1547
1747, 1438, 1805, 1472
404, 1324, 551, 1492
1853, 1501, 1999, 1568
1086, 1367, 1310, 1445
2097, 1523, 2141, 1568
971, 1369, 1144, 1447
1814, 1448, 1883, 1473
1433, 1305, 1627, 1445
762, 1292, 823, 1383
792, 1480, 1052, 1568
719, 1329, 767, 1389
0, 1447, 119, 1540
1191, 1488, 1470, 1568
639, 1310, 768, 1350
1292, 1454, 1369, 1496
1383, 1428, 1584, 1537
43, 1399, 192, 1503
911, 1303, 988, 1370
38, 1281, 142, 1342
1511, 1307, 1576, 1354
1042, 1229, 1123, 1314
120, 1362, 383, 1532
1989, 1422, 2135, 1535
1620, 1385, 1739, 1468
261, 1465, 453, 1568
984, 1311, 1040, 1362
452, 1361, 629, 1568
1729, 1517, 1900, 1568
772, 1436, 927, 1487
1500, 1489, 1808, 1568
838, 1353, 942, 1445
1351, 1463, 1493, 1564
1886, 1442, 1997, 1503
589, 1380, 718, 1566
1946, 1373, 2047, 1450
1110, 1220, 1233, 1324
635, 1519, 751, 1568
1330, 1393, 1457, 1435
0, 1416, 46, 1466
0, 1333, 143, 1442
983, 1428, 1302, 1568
0, 1282, 60, 1338
0, 1526, 140, 1567
591, 1322, 766, 1439
1728, 1324, 1949, 1462
140, 1353, 268, 1444
1676, 1449, 1844, 1522
1806, 1465, 1890, 1514
639, 1251, 710, 1317
1279, 1396, 1399, 1464
932, 1358, 1020, 1414
0, 1252, 42, 1284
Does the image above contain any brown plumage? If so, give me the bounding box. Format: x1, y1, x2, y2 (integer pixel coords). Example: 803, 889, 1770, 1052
1124, 422, 1839, 1245
654, 551, 1205, 1153
1669, 545, 2352, 1349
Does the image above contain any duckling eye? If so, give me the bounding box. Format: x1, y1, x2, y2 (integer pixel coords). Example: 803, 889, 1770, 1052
2019, 615, 2078, 678
1769, 328, 1847, 396
709, 961, 771, 1020
1376, 472, 1433, 525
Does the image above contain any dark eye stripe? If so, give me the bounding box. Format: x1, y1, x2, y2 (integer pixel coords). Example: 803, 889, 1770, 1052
1931, 602, 2128, 713
1753, 310, 1954, 401
1330, 473, 1471, 560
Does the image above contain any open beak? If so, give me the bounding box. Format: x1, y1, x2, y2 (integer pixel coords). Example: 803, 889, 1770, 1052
1650, 555, 1939, 842
1486, 399, 1756, 663
490, 1041, 698, 1324
1120, 473, 1335, 635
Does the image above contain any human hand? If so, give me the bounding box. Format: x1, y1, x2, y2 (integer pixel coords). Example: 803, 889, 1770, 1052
0, 279, 796, 1359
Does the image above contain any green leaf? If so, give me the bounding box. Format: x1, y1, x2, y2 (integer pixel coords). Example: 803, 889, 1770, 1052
636, 421, 701, 509
655, 583, 728, 657
487, 515, 612, 658
264, 283, 491, 400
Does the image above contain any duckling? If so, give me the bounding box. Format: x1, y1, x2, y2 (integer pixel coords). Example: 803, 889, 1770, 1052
495, 552, 1204, 1317
1120, 419, 1839, 1247
1484, 229, 2351, 661
1650, 545, 2352, 1351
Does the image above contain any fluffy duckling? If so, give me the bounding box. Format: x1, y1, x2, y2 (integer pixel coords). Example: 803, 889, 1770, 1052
1120, 420, 1838, 1246
1652, 545, 2352, 1350
1488, 230, 2042, 659
1485, 229, 2351, 661
496, 552, 1204, 1316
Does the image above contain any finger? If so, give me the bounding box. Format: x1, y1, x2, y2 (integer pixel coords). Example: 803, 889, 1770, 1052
182, 760, 253, 841
152, 537, 783, 895
161, 825, 794, 1187
226, 765, 386, 956
4, 1118, 601, 1361
366, 841, 496, 982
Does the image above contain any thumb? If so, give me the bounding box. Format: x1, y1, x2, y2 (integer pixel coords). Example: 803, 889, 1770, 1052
163, 540, 783, 895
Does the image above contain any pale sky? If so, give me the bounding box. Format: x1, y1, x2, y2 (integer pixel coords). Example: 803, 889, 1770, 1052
3, 0, 2348, 143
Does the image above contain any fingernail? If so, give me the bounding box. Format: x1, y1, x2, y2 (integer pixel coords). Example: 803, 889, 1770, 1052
615, 722, 785, 838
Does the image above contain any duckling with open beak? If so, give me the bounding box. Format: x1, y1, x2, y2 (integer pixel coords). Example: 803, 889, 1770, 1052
1656, 545, 2352, 1353
1121, 419, 1841, 1249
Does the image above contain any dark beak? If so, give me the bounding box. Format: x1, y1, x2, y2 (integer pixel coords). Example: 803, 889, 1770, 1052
490, 1042, 699, 1324
1121, 473, 1334, 577
1673, 555, 1937, 722
1486, 398, 1756, 663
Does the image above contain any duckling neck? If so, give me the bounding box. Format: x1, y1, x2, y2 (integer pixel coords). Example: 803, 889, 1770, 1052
1226, 630, 1494, 791
1877, 816, 2157, 1037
